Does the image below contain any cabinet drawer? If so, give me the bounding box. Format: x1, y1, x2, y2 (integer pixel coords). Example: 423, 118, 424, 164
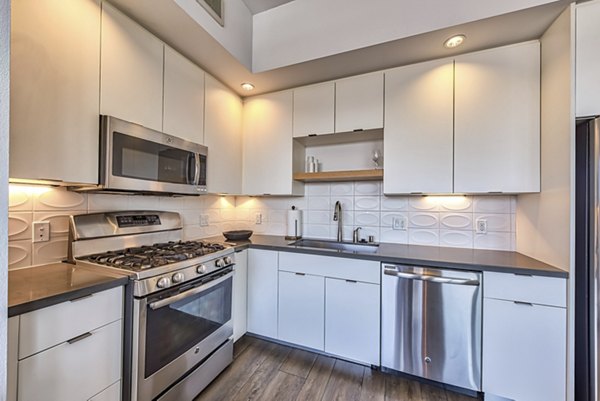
278, 252, 380, 284
18, 319, 122, 401
483, 272, 566, 307
89, 381, 121, 401
19, 286, 123, 359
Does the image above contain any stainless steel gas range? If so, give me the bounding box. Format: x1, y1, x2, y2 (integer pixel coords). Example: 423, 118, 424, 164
68, 211, 234, 401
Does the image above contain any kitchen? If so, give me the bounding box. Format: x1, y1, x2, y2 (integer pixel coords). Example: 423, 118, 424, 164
0, 0, 597, 400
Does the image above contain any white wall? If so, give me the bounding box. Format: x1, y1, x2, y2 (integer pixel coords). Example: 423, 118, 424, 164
175, 0, 253, 70
252, 0, 559, 72
0, 0, 9, 398
516, 7, 573, 271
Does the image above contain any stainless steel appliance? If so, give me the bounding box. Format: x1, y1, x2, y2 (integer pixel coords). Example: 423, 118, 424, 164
87, 116, 207, 195
381, 264, 482, 391
69, 211, 234, 401
575, 116, 600, 401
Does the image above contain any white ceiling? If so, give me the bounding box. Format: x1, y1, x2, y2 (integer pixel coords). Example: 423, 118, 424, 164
241, 0, 295, 15
110, 0, 571, 97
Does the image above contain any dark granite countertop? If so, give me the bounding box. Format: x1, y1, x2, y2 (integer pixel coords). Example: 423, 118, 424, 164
205, 234, 568, 278
8, 262, 130, 317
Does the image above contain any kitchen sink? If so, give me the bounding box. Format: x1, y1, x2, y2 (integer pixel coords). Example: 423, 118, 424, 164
291, 239, 379, 253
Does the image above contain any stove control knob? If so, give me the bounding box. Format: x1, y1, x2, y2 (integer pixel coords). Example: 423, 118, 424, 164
157, 277, 171, 289
196, 264, 207, 274
172, 272, 185, 283
224, 256, 233, 265
215, 258, 225, 268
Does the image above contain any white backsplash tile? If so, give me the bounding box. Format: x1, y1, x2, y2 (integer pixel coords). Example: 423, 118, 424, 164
88, 193, 129, 211
440, 230, 474, 248
381, 196, 408, 211
309, 210, 331, 224
307, 183, 330, 196
8, 212, 32, 241
33, 211, 85, 236
409, 229, 440, 246
354, 196, 380, 211
409, 212, 439, 229
409, 197, 438, 211
474, 213, 511, 232
306, 224, 330, 239
473, 196, 511, 214
9, 187, 34, 211
34, 190, 87, 211
32, 235, 69, 265
308, 196, 331, 211
440, 213, 472, 230
8, 240, 32, 269
331, 182, 353, 196
438, 196, 473, 212
380, 228, 408, 244
354, 211, 380, 227
474, 232, 512, 250
354, 182, 380, 196
381, 212, 408, 227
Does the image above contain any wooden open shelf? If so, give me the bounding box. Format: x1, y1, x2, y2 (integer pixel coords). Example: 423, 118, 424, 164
293, 169, 383, 182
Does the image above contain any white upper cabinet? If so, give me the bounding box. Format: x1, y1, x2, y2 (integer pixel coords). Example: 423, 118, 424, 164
205, 76, 243, 194
242, 91, 303, 195
576, 0, 600, 117
163, 46, 205, 144
454, 42, 540, 193
100, 2, 164, 131
335, 73, 384, 133
293, 82, 335, 137
10, 0, 101, 185
384, 60, 454, 194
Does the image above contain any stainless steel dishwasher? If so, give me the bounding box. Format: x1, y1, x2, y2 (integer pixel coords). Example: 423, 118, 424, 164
381, 264, 482, 391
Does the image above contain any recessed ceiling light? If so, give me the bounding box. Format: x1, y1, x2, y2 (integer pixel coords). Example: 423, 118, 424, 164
444, 34, 466, 49
241, 82, 255, 91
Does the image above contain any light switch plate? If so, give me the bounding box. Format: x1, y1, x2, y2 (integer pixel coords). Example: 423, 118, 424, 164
392, 216, 407, 231
32, 221, 50, 243
476, 218, 488, 234
255, 213, 263, 225
199, 214, 209, 227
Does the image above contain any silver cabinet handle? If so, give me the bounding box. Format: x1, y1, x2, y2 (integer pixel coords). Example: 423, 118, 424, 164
67, 332, 92, 344
513, 301, 534, 306
69, 293, 93, 302
383, 268, 479, 286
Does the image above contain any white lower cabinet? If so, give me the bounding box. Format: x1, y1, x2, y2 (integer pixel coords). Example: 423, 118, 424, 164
278, 271, 325, 350
325, 278, 380, 365
9, 286, 124, 401
247, 249, 279, 338
89, 381, 121, 401
19, 320, 122, 401
233, 249, 248, 341
482, 273, 567, 401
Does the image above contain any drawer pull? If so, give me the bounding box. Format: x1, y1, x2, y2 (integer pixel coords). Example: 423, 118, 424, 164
295, 272, 306, 276
346, 280, 357, 283
513, 301, 533, 306
67, 332, 93, 344
514, 273, 533, 277
69, 293, 93, 302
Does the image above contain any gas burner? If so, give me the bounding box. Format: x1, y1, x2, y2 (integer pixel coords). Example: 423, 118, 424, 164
83, 240, 227, 271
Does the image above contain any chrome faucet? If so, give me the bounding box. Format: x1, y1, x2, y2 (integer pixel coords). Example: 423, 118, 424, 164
333, 201, 343, 242
353, 227, 362, 243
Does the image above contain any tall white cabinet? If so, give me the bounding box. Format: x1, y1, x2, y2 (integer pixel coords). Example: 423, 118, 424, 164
100, 2, 164, 132
454, 42, 540, 193
576, 0, 600, 117
242, 91, 303, 195
246, 249, 279, 338
384, 59, 454, 194
204, 76, 243, 194
10, 0, 101, 185
163, 46, 205, 144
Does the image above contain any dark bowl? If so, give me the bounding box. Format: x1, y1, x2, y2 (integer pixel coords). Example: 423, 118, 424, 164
223, 230, 253, 241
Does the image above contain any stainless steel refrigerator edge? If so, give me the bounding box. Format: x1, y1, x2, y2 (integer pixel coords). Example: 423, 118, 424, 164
381, 264, 482, 391
575, 116, 600, 401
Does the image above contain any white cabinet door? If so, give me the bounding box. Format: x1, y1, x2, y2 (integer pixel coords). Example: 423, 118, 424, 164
18, 320, 122, 401
293, 82, 335, 137
88, 381, 121, 401
233, 250, 248, 342
278, 271, 325, 350
242, 91, 303, 195
163, 46, 205, 143
247, 249, 279, 338
454, 42, 540, 193
10, 0, 101, 185
335, 73, 384, 133
576, 0, 600, 117
482, 298, 566, 401
100, 2, 163, 131
383, 60, 454, 194
205, 75, 243, 194
325, 278, 380, 365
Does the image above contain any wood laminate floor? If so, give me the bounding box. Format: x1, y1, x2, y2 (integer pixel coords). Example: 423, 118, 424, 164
194, 336, 480, 401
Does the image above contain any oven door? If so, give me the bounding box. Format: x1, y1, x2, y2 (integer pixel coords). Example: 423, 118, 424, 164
134, 269, 233, 401
101, 115, 208, 195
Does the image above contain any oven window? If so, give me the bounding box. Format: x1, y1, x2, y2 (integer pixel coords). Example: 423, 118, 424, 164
112, 132, 196, 184
144, 276, 232, 377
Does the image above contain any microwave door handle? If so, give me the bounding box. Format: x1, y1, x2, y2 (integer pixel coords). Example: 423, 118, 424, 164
194, 153, 201, 185
186, 153, 196, 185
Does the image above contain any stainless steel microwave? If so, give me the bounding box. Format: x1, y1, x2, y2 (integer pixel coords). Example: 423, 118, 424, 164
99, 116, 207, 195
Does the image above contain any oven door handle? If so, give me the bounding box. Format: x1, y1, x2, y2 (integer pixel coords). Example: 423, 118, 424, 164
149, 271, 233, 310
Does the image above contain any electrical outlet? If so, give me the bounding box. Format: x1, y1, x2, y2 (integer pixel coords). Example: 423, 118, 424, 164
255, 213, 263, 225
392, 216, 407, 231
476, 218, 488, 234
199, 214, 209, 227
32, 221, 50, 243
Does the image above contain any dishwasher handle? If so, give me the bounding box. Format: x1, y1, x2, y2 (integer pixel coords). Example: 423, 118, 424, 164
383, 266, 480, 286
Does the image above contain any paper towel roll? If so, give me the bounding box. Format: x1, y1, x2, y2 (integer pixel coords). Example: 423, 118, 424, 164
286, 209, 303, 238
